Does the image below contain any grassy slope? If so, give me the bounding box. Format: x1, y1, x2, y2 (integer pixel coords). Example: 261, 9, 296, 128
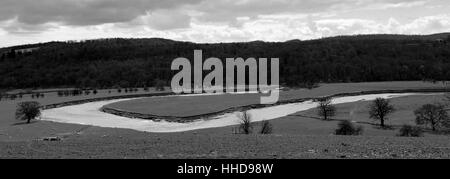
1, 81, 449, 158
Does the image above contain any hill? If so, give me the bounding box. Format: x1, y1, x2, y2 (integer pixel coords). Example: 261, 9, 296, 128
0, 33, 450, 89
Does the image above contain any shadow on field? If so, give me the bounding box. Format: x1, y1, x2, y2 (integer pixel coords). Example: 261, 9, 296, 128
291, 114, 450, 135
12, 121, 38, 126
291, 114, 396, 130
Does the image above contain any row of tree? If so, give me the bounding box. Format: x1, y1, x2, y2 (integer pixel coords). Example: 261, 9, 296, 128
318, 97, 450, 134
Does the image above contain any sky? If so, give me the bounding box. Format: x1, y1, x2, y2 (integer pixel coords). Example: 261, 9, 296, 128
0, 0, 450, 47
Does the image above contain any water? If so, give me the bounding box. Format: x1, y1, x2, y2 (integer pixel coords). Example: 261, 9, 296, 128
41, 93, 432, 133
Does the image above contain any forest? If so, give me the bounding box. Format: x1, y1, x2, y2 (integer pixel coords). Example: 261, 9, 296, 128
1, 33, 450, 90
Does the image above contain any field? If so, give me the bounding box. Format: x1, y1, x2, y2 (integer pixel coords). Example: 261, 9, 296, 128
104, 81, 448, 118
1, 81, 450, 158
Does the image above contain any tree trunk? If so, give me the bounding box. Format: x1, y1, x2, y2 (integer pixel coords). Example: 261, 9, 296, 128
431, 120, 436, 131
380, 118, 385, 127
27, 118, 31, 124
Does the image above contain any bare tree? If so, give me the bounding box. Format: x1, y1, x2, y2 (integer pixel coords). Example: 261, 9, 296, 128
317, 97, 336, 120
369, 98, 395, 128
15, 101, 41, 124
414, 103, 450, 131
238, 111, 253, 134
260, 120, 273, 134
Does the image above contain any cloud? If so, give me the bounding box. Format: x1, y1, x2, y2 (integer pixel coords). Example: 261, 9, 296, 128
0, 18, 57, 34
400, 14, 450, 34
0, 0, 449, 47
0, 0, 202, 26
134, 9, 192, 31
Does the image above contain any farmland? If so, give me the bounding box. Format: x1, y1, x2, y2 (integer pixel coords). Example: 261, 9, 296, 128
0, 81, 450, 158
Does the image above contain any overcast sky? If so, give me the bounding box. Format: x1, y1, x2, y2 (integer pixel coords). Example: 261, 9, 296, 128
1, 0, 449, 47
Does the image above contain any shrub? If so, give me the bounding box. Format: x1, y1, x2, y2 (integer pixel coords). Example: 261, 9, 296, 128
398, 125, 423, 137
335, 120, 363, 135
260, 120, 273, 134
238, 111, 253, 134
15, 101, 41, 124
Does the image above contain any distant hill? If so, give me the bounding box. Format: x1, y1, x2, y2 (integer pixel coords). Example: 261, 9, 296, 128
0, 33, 449, 89
319, 33, 450, 41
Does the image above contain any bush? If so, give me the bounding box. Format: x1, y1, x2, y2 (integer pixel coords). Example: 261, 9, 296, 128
260, 120, 273, 134
238, 111, 253, 134
398, 125, 423, 137
335, 120, 363, 135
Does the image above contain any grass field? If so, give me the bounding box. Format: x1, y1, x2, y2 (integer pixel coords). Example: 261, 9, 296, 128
1, 81, 450, 158
104, 81, 448, 117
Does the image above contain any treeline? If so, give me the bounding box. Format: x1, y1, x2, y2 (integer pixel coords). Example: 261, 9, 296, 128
1, 34, 450, 89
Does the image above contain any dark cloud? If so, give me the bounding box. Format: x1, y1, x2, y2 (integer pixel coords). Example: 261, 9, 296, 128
0, 0, 421, 27
0, 0, 445, 36
0, 0, 202, 26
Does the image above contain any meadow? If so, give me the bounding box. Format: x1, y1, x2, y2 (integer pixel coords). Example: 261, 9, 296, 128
104, 81, 447, 118
1, 81, 450, 158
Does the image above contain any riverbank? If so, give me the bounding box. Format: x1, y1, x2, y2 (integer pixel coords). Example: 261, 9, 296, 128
41, 93, 438, 133
101, 88, 450, 122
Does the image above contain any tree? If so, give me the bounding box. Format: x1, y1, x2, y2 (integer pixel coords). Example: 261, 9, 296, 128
414, 104, 450, 131
238, 111, 253, 134
369, 98, 395, 127
15, 101, 41, 124
260, 120, 273, 134
317, 97, 336, 120
155, 79, 165, 91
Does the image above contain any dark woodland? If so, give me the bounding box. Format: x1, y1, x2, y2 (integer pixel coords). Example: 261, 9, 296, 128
1, 33, 450, 89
